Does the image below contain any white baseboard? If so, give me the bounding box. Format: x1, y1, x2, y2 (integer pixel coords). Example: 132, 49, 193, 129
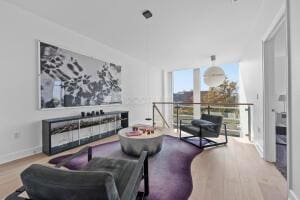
0, 146, 42, 165
254, 142, 264, 158
290, 190, 299, 200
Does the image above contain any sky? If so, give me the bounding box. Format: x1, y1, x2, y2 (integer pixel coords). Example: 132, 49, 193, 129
173, 63, 239, 93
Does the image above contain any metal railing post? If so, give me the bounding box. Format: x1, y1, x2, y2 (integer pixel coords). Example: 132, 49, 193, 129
153, 103, 170, 128
152, 103, 155, 127
176, 104, 179, 132
247, 105, 251, 141
200, 104, 202, 117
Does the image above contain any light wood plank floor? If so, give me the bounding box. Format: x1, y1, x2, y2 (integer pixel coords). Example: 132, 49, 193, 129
0, 132, 287, 200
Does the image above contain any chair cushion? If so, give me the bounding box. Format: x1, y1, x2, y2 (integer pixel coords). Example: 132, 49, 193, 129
191, 119, 214, 127
201, 114, 223, 133
181, 124, 219, 138
191, 119, 216, 132
21, 164, 120, 200
82, 157, 138, 197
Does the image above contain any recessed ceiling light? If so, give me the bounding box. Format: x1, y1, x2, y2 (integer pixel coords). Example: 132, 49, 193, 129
232, 0, 240, 3
142, 10, 153, 19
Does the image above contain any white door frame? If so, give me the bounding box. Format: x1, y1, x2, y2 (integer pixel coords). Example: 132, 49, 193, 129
262, 3, 290, 185
263, 37, 277, 162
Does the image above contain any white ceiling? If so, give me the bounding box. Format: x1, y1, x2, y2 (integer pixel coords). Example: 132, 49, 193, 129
4, 0, 263, 69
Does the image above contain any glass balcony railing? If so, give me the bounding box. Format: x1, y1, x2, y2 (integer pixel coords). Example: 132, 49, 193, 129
152, 102, 253, 138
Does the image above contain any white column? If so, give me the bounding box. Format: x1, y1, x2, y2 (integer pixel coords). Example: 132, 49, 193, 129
162, 70, 173, 128
239, 66, 248, 138
193, 68, 201, 119
168, 71, 174, 127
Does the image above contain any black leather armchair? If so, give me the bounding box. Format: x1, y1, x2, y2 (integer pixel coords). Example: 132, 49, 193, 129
179, 114, 228, 148
6, 147, 149, 200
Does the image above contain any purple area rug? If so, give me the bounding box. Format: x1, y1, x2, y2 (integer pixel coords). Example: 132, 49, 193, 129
49, 135, 202, 200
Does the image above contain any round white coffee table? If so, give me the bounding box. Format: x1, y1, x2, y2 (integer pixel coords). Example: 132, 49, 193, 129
118, 127, 164, 157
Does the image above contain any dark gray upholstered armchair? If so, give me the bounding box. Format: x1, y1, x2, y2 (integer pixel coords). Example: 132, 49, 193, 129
5, 147, 149, 200
180, 114, 228, 148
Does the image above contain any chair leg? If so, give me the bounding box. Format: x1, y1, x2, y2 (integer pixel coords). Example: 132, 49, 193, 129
179, 128, 181, 139
179, 120, 182, 139
199, 127, 203, 148
224, 124, 228, 144
88, 147, 92, 161
144, 154, 149, 196
199, 137, 202, 148
5, 186, 26, 200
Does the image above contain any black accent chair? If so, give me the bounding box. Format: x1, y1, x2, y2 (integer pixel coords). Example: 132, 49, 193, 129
179, 114, 228, 149
6, 147, 149, 200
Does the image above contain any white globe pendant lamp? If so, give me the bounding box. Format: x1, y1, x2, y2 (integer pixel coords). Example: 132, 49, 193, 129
204, 55, 225, 87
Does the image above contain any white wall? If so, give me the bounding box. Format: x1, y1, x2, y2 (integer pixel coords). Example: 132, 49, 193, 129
288, 0, 300, 199
239, 0, 285, 153
0, 1, 163, 164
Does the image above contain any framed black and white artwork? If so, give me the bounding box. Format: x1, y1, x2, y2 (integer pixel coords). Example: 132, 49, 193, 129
38, 41, 122, 109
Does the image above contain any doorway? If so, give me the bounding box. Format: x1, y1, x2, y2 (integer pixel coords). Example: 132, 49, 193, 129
263, 16, 288, 179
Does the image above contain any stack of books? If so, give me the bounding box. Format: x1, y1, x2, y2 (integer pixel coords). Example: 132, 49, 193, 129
126, 131, 143, 137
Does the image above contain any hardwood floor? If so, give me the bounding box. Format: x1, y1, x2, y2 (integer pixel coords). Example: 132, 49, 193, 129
189, 136, 288, 200
0, 132, 287, 200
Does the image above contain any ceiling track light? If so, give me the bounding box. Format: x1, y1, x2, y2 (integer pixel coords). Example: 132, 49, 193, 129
142, 10, 153, 19
232, 0, 240, 3
211, 55, 216, 64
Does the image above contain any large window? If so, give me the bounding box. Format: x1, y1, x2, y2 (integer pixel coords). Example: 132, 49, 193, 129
172, 69, 194, 127
173, 69, 193, 103
171, 64, 241, 135
200, 63, 239, 104
200, 63, 240, 136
